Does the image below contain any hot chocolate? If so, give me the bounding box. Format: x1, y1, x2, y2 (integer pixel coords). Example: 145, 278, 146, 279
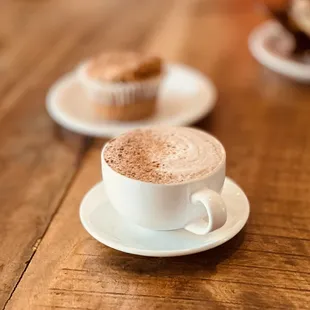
104, 127, 225, 184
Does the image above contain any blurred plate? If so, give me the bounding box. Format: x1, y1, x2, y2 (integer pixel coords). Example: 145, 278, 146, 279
249, 21, 310, 82
46, 63, 217, 138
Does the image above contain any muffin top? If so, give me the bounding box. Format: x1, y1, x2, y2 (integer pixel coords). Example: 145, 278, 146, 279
86, 51, 162, 83
290, 0, 310, 37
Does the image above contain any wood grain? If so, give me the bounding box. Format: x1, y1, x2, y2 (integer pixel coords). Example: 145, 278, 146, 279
5, 150, 310, 309
0, 0, 169, 307
1, 0, 310, 309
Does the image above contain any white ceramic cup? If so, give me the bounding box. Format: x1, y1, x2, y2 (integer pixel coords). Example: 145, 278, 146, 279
101, 133, 227, 235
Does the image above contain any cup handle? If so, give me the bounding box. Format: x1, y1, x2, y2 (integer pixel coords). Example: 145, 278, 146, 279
184, 188, 227, 235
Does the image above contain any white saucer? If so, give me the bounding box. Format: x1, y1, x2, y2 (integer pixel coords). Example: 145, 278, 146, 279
80, 177, 250, 257
46, 63, 217, 138
249, 21, 310, 82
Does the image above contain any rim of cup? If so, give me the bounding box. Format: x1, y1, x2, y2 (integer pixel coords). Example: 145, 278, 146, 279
76, 61, 165, 91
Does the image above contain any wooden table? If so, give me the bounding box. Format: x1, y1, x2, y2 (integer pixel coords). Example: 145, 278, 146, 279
1, 0, 310, 309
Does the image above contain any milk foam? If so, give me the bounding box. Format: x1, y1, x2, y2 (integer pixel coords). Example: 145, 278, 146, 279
104, 127, 225, 184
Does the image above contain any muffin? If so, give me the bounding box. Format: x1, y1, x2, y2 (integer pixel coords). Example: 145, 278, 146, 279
289, 0, 310, 55
290, 0, 310, 37
78, 51, 163, 121
265, 0, 310, 55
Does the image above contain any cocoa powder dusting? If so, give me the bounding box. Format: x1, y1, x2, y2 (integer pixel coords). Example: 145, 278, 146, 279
104, 127, 224, 184
104, 129, 175, 184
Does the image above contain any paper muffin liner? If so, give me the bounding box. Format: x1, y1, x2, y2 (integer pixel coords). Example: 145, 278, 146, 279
77, 62, 162, 105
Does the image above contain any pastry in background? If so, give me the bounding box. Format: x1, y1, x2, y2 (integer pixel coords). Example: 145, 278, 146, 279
264, 0, 310, 55
289, 0, 310, 53
78, 51, 163, 121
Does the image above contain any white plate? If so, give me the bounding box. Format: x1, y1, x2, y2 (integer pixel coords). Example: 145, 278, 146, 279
80, 177, 250, 257
249, 21, 310, 82
46, 63, 217, 138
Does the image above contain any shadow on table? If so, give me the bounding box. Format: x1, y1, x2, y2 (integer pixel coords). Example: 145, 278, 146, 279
108, 227, 246, 277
